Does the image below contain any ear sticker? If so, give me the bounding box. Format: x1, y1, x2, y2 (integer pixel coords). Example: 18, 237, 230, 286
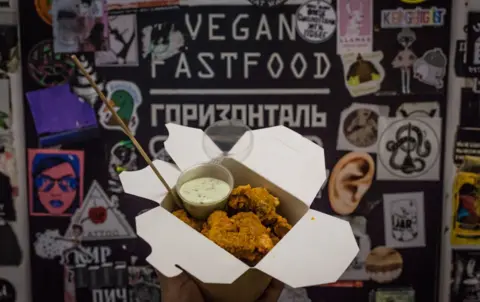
341, 52, 385, 97
336, 0, 373, 54
395, 102, 440, 118
65, 180, 136, 241
382, 192, 426, 248
27, 40, 76, 87
338, 216, 371, 281
376, 117, 441, 181
28, 149, 84, 217
365, 246, 403, 284
337, 103, 389, 153
295, 0, 336, 44
328, 152, 375, 215
98, 80, 142, 135
413, 48, 447, 89
95, 14, 139, 67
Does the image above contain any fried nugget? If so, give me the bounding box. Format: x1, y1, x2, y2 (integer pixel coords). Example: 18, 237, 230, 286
172, 209, 204, 231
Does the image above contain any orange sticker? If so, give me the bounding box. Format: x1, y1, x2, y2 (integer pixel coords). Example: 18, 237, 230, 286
35, 0, 52, 25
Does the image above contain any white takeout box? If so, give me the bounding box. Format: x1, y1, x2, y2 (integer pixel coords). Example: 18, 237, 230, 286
120, 124, 359, 302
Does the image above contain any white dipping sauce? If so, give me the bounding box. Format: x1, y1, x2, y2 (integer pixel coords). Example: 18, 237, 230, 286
179, 177, 231, 205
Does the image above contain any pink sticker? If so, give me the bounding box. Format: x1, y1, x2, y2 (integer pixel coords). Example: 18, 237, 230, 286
337, 0, 373, 54
28, 149, 84, 217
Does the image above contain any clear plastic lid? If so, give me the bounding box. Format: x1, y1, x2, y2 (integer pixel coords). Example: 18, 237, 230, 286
202, 120, 253, 163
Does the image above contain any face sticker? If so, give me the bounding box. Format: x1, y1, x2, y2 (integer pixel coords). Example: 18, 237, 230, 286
365, 246, 403, 283
95, 14, 139, 67
382, 192, 426, 248
28, 149, 84, 217
337, 103, 389, 153
376, 117, 441, 180
413, 48, 447, 89
373, 288, 415, 302
278, 285, 311, 302
129, 266, 161, 302
451, 250, 480, 300
380, 7, 446, 28
65, 180, 136, 241
141, 22, 185, 64
338, 216, 371, 281
0, 279, 16, 302
295, 0, 336, 44
336, 0, 372, 54
27, 40, 75, 87
52, 0, 108, 53
35, 0, 52, 25
247, 0, 288, 6
70, 55, 105, 105
341, 52, 385, 97
392, 28, 417, 94
108, 140, 138, 194
98, 80, 142, 135
395, 101, 440, 118
328, 152, 375, 215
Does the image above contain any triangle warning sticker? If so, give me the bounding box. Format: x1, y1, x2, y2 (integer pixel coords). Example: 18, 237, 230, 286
65, 180, 136, 241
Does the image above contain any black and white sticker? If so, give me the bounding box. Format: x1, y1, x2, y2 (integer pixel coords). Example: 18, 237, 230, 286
0, 279, 15, 302
296, 0, 336, 44
65, 181, 136, 241
382, 192, 426, 248
247, 0, 288, 7
466, 12, 480, 76
377, 117, 441, 181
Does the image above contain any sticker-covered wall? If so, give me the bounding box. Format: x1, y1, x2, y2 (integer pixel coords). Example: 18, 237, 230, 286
18, 0, 451, 301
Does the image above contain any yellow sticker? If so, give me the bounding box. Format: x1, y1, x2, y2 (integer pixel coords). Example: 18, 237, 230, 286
35, 0, 52, 26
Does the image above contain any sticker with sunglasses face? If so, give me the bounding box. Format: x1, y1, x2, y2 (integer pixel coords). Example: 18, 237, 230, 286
28, 149, 84, 217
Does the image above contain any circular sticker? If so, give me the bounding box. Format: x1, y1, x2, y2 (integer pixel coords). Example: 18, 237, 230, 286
35, 0, 52, 25
343, 108, 379, 148
247, 0, 288, 7
378, 118, 440, 179
296, 0, 336, 43
27, 40, 75, 87
0, 279, 16, 302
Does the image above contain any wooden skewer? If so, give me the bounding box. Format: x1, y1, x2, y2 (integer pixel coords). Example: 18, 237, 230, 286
70, 55, 181, 206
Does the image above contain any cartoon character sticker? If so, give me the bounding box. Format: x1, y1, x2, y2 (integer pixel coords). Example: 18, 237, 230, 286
337, 0, 372, 54
392, 28, 417, 94
413, 48, 447, 89
28, 149, 84, 217
27, 40, 76, 87
98, 80, 142, 135
64, 180, 136, 241
341, 51, 385, 97
108, 140, 138, 194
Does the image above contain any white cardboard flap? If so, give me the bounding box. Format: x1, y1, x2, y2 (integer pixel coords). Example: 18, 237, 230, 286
164, 124, 326, 206
164, 123, 222, 171
137, 206, 250, 283
255, 209, 359, 287
119, 160, 180, 203
232, 126, 326, 207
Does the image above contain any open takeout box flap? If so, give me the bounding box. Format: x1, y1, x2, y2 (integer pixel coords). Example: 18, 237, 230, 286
255, 209, 359, 287
164, 123, 326, 207
119, 160, 180, 204
137, 202, 250, 284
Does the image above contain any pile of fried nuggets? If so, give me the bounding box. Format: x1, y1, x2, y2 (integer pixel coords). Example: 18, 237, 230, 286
173, 185, 293, 264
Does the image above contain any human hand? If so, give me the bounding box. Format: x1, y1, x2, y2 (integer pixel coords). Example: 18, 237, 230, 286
159, 272, 284, 302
